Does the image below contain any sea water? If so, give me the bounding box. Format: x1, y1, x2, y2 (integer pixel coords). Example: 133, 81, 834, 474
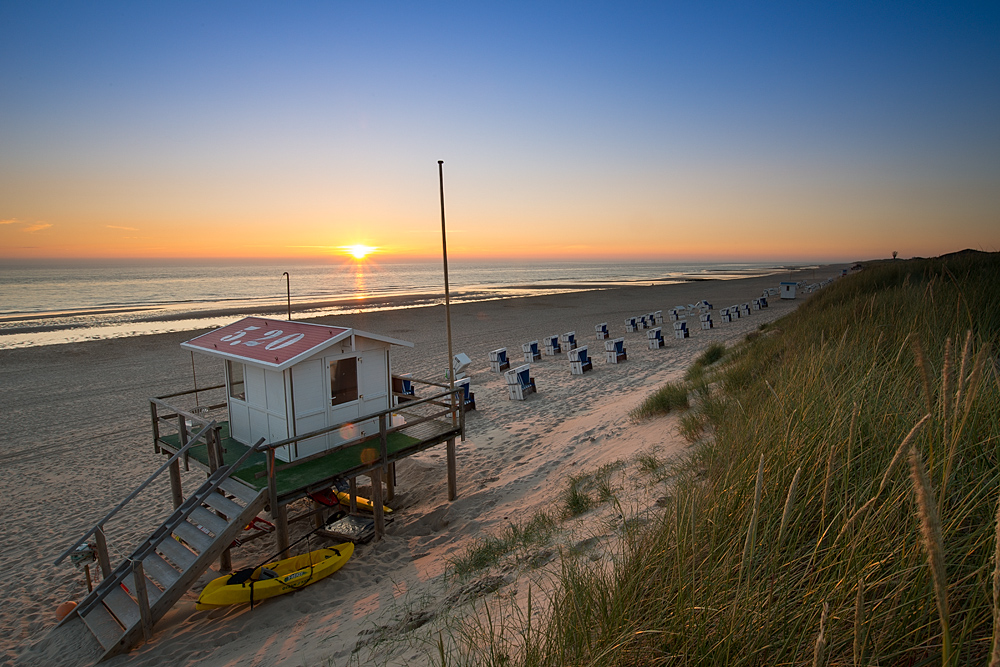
0, 260, 802, 349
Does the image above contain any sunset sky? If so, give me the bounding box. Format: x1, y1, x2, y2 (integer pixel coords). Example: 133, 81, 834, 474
1, 2, 998, 262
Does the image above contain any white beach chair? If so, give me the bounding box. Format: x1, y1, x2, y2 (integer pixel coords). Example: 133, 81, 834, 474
624, 316, 638, 333
522, 340, 541, 362
673, 321, 689, 339
560, 331, 577, 353
647, 327, 664, 349
729, 304, 741, 319
605, 338, 627, 363
455, 377, 476, 411
452, 353, 471, 380
700, 313, 713, 330
740, 303, 751, 316
489, 348, 511, 373
392, 373, 416, 404
543, 335, 561, 356
595, 322, 609, 340
653, 310, 663, 325
569, 346, 593, 375
504, 364, 536, 400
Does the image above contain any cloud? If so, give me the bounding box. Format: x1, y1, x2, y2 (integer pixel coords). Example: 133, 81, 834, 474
0, 218, 19, 225
23, 223, 53, 233
106, 225, 138, 231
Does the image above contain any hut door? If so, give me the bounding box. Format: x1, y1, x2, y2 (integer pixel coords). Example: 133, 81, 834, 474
357, 349, 389, 437
327, 355, 361, 446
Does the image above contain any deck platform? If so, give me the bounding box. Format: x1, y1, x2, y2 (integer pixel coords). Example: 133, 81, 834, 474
150, 379, 465, 551
157, 417, 458, 504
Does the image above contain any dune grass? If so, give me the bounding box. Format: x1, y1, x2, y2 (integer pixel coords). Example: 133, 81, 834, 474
631, 382, 690, 419
449, 252, 1000, 665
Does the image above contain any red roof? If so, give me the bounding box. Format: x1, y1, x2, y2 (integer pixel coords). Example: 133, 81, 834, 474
182, 317, 350, 370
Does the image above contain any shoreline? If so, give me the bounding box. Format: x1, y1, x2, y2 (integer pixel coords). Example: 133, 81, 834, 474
0, 268, 808, 348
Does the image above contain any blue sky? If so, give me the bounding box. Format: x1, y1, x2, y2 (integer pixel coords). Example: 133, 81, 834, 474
1, 2, 998, 261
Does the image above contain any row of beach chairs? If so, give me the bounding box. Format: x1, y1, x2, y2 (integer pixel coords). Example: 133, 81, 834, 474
484, 292, 770, 400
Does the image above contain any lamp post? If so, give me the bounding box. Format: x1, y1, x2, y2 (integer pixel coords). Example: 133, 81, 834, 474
282, 272, 291, 320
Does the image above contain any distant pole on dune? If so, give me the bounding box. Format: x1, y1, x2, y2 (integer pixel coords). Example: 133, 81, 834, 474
438, 160, 457, 426
282, 272, 291, 320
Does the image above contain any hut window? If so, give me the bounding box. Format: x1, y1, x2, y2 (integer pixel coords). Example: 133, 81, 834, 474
227, 360, 245, 400
330, 358, 358, 406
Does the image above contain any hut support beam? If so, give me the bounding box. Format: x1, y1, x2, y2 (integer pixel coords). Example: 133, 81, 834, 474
371, 469, 385, 541
168, 460, 183, 510
274, 503, 290, 557
447, 438, 457, 501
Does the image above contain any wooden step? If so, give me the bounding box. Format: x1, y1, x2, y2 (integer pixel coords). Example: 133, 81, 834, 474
154, 535, 198, 571
201, 492, 244, 519
172, 521, 213, 554
219, 477, 260, 503
190, 506, 230, 536
103, 586, 140, 632
138, 552, 180, 591
80, 602, 124, 652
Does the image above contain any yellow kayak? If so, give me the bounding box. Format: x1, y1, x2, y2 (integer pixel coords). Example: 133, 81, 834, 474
337, 491, 392, 514
196, 543, 354, 609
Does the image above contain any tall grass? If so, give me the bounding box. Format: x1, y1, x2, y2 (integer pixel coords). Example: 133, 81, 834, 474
450, 252, 1000, 665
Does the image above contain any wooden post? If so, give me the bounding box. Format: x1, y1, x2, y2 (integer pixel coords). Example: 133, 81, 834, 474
371, 468, 385, 541
446, 437, 457, 501
378, 413, 390, 502
266, 449, 290, 556
131, 560, 154, 641
274, 503, 290, 558
206, 429, 219, 473
312, 499, 325, 529
150, 402, 160, 455
219, 545, 232, 574
386, 462, 395, 501
178, 415, 190, 471
168, 459, 183, 510
210, 430, 232, 572
94, 526, 112, 578
349, 477, 358, 514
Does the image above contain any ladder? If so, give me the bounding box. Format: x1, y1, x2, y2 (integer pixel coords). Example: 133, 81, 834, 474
69, 464, 266, 661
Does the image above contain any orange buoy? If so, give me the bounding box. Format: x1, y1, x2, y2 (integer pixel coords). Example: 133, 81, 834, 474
55, 600, 77, 622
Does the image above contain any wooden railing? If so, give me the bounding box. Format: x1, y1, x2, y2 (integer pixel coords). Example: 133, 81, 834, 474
252, 383, 464, 547
54, 420, 219, 571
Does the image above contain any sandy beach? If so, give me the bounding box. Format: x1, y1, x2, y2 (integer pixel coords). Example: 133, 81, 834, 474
2, 267, 840, 666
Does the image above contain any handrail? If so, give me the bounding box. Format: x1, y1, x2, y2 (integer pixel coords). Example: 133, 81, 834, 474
393, 374, 451, 389
149, 397, 216, 429
54, 420, 218, 565
253, 386, 463, 452
132, 438, 264, 564
155, 384, 226, 401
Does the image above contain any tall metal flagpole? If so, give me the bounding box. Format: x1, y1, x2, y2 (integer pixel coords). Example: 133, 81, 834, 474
439, 161, 457, 426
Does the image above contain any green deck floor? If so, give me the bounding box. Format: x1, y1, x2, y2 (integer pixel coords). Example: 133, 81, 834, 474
162, 422, 420, 498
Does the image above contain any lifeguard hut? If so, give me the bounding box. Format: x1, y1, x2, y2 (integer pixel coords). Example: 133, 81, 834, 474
780, 282, 797, 299
56, 317, 467, 659
181, 317, 412, 462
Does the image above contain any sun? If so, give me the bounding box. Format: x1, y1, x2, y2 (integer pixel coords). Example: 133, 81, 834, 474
342, 245, 376, 260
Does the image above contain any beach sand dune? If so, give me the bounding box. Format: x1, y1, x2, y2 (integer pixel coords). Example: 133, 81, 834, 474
3, 269, 831, 666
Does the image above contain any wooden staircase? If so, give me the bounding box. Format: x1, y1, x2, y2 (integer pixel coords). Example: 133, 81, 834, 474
69, 466, 266, 661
